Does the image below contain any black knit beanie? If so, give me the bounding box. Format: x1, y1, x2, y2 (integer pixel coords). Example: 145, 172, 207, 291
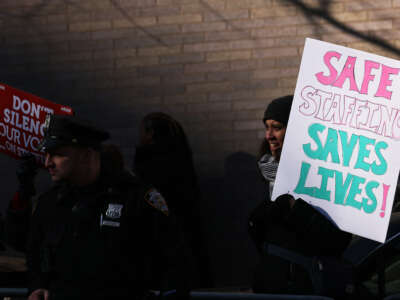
262, 95, 293, 126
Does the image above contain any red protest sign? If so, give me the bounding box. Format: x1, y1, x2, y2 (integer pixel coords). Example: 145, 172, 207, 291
0, 83, 73, 164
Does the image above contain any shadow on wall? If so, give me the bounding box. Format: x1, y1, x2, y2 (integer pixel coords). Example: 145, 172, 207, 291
285, 0, 400, 57
199, 151, 267, 287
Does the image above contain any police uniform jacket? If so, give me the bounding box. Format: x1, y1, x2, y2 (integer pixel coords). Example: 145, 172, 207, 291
26, 157, 182, 300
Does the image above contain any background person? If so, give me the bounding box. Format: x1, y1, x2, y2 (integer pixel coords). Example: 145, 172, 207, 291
248, 95, 352, 296
5, 154, 38, 253
27, 115, 182, 300
133, 112, 213, 289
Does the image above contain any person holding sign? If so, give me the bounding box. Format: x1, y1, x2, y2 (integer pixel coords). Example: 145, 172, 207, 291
26, 115, 182, 300
248, 95, 352, 296
5, 153, 39, 252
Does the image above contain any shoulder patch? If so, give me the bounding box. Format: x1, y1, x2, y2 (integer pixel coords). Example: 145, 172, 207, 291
145, 189, 169, 216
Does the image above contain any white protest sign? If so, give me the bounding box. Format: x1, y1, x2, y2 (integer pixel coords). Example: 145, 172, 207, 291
272, 38, 400, 243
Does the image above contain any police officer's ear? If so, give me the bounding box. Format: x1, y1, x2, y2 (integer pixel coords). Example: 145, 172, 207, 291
77, 147, 98, 164
140, 125, 154, 146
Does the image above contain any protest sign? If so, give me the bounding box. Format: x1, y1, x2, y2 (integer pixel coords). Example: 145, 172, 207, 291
272, 38, 400, 243
0, 83, 73, 165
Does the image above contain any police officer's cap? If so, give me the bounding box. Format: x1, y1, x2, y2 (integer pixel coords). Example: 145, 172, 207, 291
39, 114, 110, 152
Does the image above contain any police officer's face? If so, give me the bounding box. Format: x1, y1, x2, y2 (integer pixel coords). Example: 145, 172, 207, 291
44, 146, 84, 183
265, 119, 287, 160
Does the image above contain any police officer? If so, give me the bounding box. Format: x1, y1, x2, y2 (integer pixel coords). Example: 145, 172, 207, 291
27, 115, 182, 300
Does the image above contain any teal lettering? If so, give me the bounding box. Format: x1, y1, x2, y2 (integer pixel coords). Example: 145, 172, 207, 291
320, 128, 340, 164
362, 181, 379, 214
354, 135, 374, 172
294, 161, 316, 197
303, 124, 389, 177
334, 170, 353, 205
315, 167, 334, 200
303, 123, 325, 160
371, 141, 388, 175
295, 160, 380, 214
345, 175, 365, 210
338, 130, 358, 167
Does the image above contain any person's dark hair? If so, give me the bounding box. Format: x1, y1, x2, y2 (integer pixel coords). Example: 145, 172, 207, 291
258, 138, 270, 159
138, 112, 199, 193
100, 143, 125, 178
102, 144, 124, 171
259, 95, 294, 158
141, 112, 193, 156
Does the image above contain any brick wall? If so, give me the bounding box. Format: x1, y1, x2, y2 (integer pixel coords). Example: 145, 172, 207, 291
1, 0, 400, 287
2, 0, 400, 176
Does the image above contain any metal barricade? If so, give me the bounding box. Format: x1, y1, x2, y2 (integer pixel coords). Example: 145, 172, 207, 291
190, 291, 334, 300
0, 287, 28, 299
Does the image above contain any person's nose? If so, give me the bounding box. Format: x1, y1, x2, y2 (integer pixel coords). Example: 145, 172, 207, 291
265, 128, 273, 140
44, 153, 53, 168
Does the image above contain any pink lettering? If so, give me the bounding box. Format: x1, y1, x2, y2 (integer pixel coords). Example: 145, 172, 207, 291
295, 85, 400, 141
315, 51, 341, 85
361, 60, 380, 95
375, 65, 400, 100
315, 51, 400, 100
333, 56, 359, 92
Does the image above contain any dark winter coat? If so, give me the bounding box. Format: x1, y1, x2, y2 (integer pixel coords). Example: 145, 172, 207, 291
134, 142, 212, 288
26, 162, 182, 300
248, 194, 352, 295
